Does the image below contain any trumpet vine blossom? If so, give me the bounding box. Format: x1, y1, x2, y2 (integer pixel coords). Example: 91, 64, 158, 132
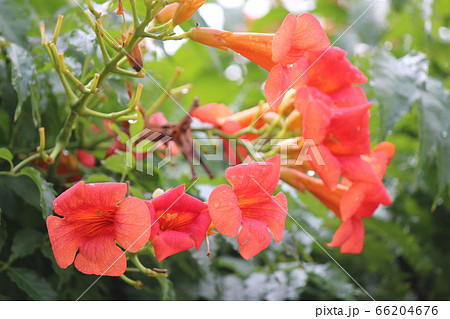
208, 156, 288, 259
47, 182, 151, 276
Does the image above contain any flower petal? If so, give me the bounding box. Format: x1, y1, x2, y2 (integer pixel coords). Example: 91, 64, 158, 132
326, 103, 371, 156
151, 185, 207, 216
329, 85, 368, 108
272, 13, 296, 63
152, 230, 195, 261
238, 219, 272, 259
191, 103, 234, 126
208, 184, 242, 237
340, 218, 364, 254
340, 182, 368, 221
302, 97, 332, 144
310, 144, 341, 190
337, 155, 379, 183
225, 156, 281, 197
53, 182, 127, 217
289, 13, 329, 54
184, 211, 211, 249
74, 234, 127, 276
82, 182, 128, 210
327, 217, 365, 253
46, 216, 82, 269
239, 192, 287, 243
265, 64, 291, 110
114, 197, 152, 253
306, 47, 367, 93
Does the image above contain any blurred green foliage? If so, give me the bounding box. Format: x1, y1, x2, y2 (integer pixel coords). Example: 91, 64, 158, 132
0, 0, 449, 300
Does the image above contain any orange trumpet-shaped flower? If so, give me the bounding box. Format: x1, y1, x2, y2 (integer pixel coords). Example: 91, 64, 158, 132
293, 86, 373, 190
279, 168, 365, 253
280, 142, 395, 253
47, 182, 151, 276
280, 167, 346, 217
192, 102, 269, 131
208, 156, 288, 259
146, 185, 210, 261
189, 13, 329, 72
173, 0, 205, 25
189, 28, 275, 71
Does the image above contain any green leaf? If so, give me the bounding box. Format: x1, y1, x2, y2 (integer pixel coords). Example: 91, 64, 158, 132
129, 186, 145, 199
108, 122, 130, 144
129, 111, 145, 139
103, 153, 132, 173
85, 173, 114, 183
0, 147, 13, 170
0, 173, 41, 210
0, 0, 31, 48
417, 78, 450, 200
370, 50, 428, 138
20, 167, 57, 219
7, 267, 57, 300
6, 43, 37, 121
9, 228, 43, 262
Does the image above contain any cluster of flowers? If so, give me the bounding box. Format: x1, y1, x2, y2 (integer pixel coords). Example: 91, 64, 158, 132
47, 156, 287, 276
187, 12, 395, 253
46, 1, 396, 277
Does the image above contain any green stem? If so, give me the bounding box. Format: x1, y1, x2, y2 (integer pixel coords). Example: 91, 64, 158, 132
12, 153, 41, 174
94, 19, 111, 63
259, 113, 283, 140
50, 110, 80, 159
129, 0, 140, 27
120, 166, 131, 182
48, 44, 77, 102
79, 107, 138, 121
86, 0, 101, 19
193, 126, 258, 140
120, 274, 143, 289
113, 67, 145, 78
145, 67, 184, 117
41, 2, 159, 165
145, 21, 172, 33
80, 56, 91, 83
128, 253, 168, 278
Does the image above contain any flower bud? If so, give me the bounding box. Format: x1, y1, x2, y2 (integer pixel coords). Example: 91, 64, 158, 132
155, 3, 179, 24
152, 188, 165, 198
284, 109, 302, 133
189, 27, 275, 71
127, 43, 143, 72
172, 0, 205, 26
262, 111, 278, 124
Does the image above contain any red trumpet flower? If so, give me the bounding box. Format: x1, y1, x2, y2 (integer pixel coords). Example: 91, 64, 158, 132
146, 185, 210, 261
208, 156, 287, 259
47, 182, 151, 276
